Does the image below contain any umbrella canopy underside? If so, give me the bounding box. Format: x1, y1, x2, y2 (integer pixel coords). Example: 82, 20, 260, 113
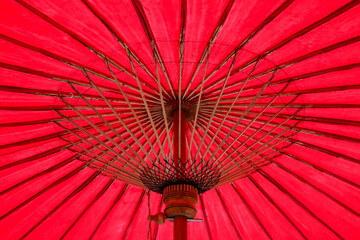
0, 0, 360, 239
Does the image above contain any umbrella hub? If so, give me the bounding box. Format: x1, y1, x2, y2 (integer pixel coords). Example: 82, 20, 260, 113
163, 97, 198, 122
163, 184, 198, 219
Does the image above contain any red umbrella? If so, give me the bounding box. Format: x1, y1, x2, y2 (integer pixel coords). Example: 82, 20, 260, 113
0, 0, 359, 239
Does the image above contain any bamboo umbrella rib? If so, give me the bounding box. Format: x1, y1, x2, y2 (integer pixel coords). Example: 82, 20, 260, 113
209, 70, 276, 162
186, 0, 296, 99
195, 36, 360, 101
131, 0, 176, 98
187, 49, 211, 164
81, 163, 144, 188
213, 81, 295, 167
54, 109, 142, 171
219, 125, 301, 184
199, 102, 360, 110
188, 123, 207, 161
215, 109, 360, 165
202, 79, 360, 105
62, 137, 140, 178
54, 112, 152, 148
67, 80, 147, 164
97, 172, 145, 188
183, 0, 236, 97
60, 92, 145, 166
81, 69, 154, 164
0, 81, 157, 109
194, 117, 285, 179
104, 58, 160, 161
191, 119, 258, 176
124, 47, 167, 161
195, 116, 280, 178
55, 122, 137, 173
13, 0, 165, 99
208, 107, 360, 128
0, 37, 161, 103
219, 141, 295, 185
81, 0, 173, 100
194, 120, 244, 167
230, 114, 360, 144
2, 104, 159, 112
62, 112, 166, 175
73, 153, 141, 185
150, 45, 173, 160
193, 50, 240, 161
59, 133, 128, 167
202, 57, 261, 158
219, 121, 299, 179
208, 110, 360, 168
188, 0, 360, 98
196, 110, 297, 175
215, 104, 301, 172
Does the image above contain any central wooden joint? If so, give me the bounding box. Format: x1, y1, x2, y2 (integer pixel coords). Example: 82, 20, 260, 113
163, 184, 198, 219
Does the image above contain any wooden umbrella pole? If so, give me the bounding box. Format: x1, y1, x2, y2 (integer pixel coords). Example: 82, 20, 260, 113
174, 216, 188, 240
171, 109, 190, 240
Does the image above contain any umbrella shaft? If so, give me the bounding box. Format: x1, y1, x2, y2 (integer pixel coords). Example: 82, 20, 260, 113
174, 216, 187, 240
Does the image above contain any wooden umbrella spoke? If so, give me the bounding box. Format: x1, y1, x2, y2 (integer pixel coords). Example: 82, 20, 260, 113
125, 46, 167, 161
183, 0, 236, 97
54, 104, 142, 171
81, 0, 173, 100
64, 83, 146, 165
209, 69, 277, 162
193, 49, 240, 161
57, 124, 132, 170
103, 58, 160, 161
81, 69, 155, 164
187, 0, 360, 99
219, 124, 301, 184
13, 0, 166, 99
66, 145, 140, 181
185, 0, 296, 99
187, 49, 211, 165
202, 57, 261, 158
194, 35, 360, 101
150, 45, 173, 160
205, 110, 300, 174
131, 0, 176, 98
214, 80, 293, 167
217, 104, 301, 172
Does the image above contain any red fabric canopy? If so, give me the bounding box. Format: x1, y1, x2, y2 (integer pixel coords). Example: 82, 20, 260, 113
0, 0, 360, 239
